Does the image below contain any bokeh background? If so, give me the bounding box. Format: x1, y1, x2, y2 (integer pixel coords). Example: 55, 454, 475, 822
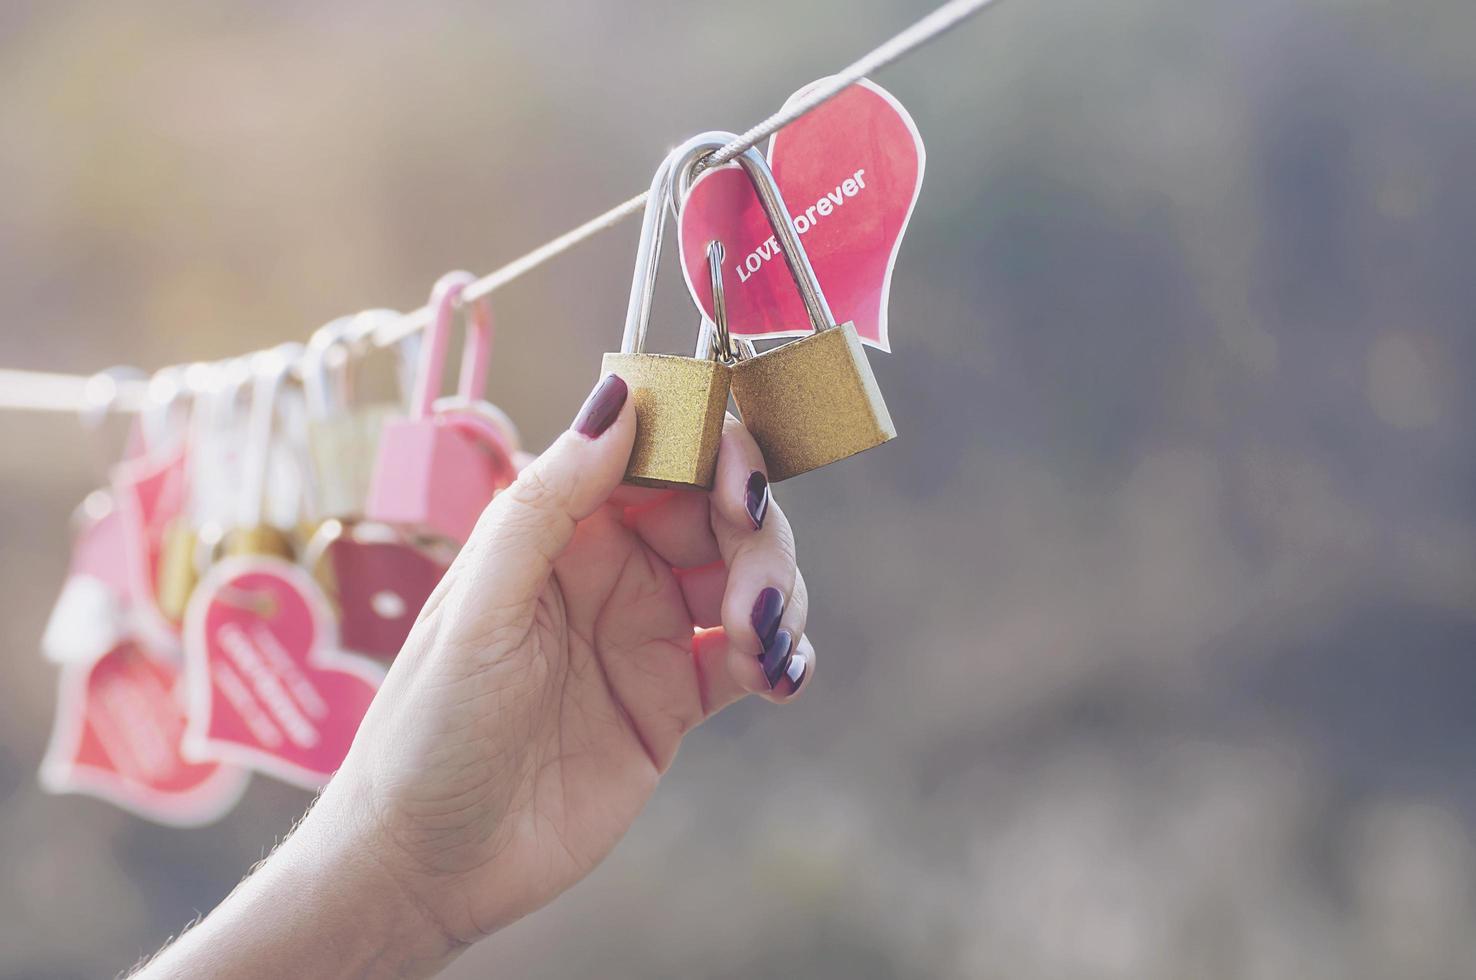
4, 0, 1476, 977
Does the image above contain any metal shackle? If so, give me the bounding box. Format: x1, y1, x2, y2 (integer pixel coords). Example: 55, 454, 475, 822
303, 316, 357, 419
619, 151, 679, 356
667, 131, 836, 336
238, 343, 304, 529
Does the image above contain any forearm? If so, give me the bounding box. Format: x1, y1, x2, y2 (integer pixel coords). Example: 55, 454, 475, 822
133, 781, 460, 980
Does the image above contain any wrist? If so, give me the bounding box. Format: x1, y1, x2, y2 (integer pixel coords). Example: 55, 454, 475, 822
285, 775, 469, 977
138, 776, 464, 980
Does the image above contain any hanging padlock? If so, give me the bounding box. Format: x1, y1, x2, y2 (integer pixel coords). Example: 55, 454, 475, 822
220, 346, 300, 560
186, 358, 253, 574
303, 310, 418, 520
302, 311, 453, 660
303, 316, 366, 520
112, 364, 196, 639
364, 271, 518, 545
601, 149, 731, 490
671, 132, 896, 481
156, 360, 249, 622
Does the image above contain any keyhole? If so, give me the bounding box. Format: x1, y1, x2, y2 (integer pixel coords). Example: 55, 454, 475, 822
370, 590, 406, 620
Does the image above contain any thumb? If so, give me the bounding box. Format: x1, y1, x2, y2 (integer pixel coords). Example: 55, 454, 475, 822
456, 372, 633, 607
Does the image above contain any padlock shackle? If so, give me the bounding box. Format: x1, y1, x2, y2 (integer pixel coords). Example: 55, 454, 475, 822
695, 241, 737, 363
237, 344, 303, 530
412, 271, 493, 421
350, 308, 419, 415
668, 132, 837, 336
140, 364, 192, 458
620, 154, 678, 355
303, 316, 357, 419
186, 359, 249, 527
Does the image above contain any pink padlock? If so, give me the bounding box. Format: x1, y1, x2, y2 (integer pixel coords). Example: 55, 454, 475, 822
365, 271, 517, 545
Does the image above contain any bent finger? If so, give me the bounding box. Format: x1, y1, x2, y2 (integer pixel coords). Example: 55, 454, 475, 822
455, 372, 634, 612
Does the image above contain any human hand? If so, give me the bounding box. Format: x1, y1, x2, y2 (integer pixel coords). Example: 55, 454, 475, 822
310, 372, 813, 968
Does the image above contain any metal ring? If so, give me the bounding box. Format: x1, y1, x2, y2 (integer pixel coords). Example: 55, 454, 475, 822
706, 241, 735, 363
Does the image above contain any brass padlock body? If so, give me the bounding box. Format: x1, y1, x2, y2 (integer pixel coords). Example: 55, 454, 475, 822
601, 352, 730, 490
156, 518, 199, 623
222, 524, 297, 561
729, 322, 896, 482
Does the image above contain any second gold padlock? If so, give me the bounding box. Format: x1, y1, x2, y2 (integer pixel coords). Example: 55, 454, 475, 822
670, 133, 896, 482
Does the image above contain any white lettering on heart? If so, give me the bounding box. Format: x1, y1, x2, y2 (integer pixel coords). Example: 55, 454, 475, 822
250, 622, 330, 720
732, 169, 867, 284
92, 672, 175, 781
211, 659, 284, 748
217, 622, 321, 749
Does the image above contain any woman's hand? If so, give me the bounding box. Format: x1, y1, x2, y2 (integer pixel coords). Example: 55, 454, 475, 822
140, 373, 812, 978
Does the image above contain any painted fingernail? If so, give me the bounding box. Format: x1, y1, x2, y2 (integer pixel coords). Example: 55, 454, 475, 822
744, 470, 770, 530
571, 374, 627, 438
759, 628, 795, 689
750, 586, 784, 648
776, 648, 810, 698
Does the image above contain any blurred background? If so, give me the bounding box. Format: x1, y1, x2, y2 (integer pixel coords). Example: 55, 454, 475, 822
3, 0, 1476, 976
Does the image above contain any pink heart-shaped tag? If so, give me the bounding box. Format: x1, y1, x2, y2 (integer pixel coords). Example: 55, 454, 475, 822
678, 78, 925, 352
182, 556, 384, 789
39, 639, 250, 826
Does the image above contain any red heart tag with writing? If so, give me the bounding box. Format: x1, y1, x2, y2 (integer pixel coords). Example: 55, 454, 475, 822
182, 556, 384, 789
40, 638, 249, 826
678, 78, 924, 352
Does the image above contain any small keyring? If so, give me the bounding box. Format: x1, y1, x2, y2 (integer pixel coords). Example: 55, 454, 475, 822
705, 241, 736, 364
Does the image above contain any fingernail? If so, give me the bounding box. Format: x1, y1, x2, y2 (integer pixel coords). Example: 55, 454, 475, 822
572, 374, 627, 438
759, 628, 795, 689
744, 470, 770, 530
750, 587, 784, 649
776, 648, 809, 698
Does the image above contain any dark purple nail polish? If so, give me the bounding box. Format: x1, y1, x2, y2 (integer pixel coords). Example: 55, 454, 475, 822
572, 374, 627, 438
750, 587, 784, 648
744, 470, 769, 530
776, 649, 809, 697
759, 629, 795, 689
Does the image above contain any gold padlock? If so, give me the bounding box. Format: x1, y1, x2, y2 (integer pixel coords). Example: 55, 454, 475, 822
155, 517, 199, 622
671, 134, 896, 482
601, 147, 730, 490
221, 523, 296, 559
305, 310, 418, 520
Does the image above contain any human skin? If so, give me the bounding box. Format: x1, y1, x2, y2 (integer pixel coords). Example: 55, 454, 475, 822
133, 374, 812, 978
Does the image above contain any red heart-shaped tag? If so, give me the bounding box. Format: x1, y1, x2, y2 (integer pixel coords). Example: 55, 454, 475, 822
321, 529, 448, 660
678, 78, 924, 352
39, 639, 249, 826
182, 556, 384, 789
